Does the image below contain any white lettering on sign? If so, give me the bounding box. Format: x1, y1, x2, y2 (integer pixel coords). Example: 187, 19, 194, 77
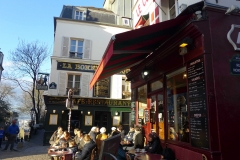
134, 0, 152, 18
236, 64, 240, 67
233, 68, 240, 72
237, 32, 240, 44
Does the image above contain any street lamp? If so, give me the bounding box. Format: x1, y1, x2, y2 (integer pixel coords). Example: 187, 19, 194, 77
66, 89, 73, 133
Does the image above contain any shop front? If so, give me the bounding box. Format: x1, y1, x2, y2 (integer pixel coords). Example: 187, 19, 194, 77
43, 95, 131, 145
90, 2, 240, 160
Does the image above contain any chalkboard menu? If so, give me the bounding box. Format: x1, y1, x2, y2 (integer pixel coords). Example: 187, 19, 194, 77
187, 57, 209, 149
93, 77, 110, 98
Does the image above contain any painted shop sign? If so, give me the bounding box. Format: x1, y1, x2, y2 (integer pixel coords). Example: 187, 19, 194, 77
57, 62, 130, 74
49, 82, 57, 89
230, 54, 240, 75
44, 96, 131, 107
57, 62, 98, 72
93, 77, 110, 98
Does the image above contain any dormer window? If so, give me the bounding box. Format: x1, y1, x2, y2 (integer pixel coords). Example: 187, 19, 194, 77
75, 11, 83, 20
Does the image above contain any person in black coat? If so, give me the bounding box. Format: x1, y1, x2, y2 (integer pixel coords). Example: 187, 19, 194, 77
144, 132, 163, 154
75, 134, 96, 160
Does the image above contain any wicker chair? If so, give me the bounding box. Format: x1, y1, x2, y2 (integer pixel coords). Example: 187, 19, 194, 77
90, 147, 97, 160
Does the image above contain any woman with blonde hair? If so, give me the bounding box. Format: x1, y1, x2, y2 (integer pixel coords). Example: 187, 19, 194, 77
75, 134, 96, 160
96, 127, 108, 155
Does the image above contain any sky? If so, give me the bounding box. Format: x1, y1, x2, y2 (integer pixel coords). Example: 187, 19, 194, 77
0, 0, 104, 73
0, 0, 105, 119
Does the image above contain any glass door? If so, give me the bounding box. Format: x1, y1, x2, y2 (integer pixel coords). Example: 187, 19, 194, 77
150, 93, 164, 140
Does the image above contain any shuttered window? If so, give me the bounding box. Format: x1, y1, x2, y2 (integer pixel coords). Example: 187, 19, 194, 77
67, 74, 81, 95
70, 39, 84, 58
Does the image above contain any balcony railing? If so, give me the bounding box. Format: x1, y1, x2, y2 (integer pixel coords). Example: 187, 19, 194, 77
69, 52, 83, 59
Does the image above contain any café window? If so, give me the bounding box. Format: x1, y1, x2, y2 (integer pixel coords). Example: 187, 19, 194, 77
150, 79, 163, 92
138, 85, 147, 121
166, 67, 189, 143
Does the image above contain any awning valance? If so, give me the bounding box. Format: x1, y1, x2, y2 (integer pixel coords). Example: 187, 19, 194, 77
90, 15, 191, 89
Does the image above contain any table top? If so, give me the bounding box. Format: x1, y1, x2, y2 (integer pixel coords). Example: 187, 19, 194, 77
48, 147, 72, 157
128, 149, 162, 160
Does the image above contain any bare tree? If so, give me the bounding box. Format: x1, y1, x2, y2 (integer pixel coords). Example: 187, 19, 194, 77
0, 82, 15, 123
9, 40, 50, 124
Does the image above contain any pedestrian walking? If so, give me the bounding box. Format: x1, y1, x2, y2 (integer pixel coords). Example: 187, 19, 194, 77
2, 120, 20, 151
0, 127, 4, 148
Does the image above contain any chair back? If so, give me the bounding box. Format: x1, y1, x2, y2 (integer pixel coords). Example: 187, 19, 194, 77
91, 147, 97, 160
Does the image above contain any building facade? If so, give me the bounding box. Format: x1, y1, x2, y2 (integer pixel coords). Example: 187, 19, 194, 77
91, 1, 240, 159
43, 5, 133, 145
0, 51, 4, 82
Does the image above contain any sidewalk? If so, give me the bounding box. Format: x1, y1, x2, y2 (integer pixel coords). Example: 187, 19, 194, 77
0, 129, 50, 160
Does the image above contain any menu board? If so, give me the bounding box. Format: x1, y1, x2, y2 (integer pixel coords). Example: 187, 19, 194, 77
187, 57, 209, 149
144, 109, 150, 122
93, 77, 110, 98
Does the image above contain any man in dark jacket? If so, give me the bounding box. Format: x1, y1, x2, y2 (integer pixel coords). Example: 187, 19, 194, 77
2, 120, 19, 151
133, 126, 144, 149
75, 134, 96, 160
145, 132, 163, 154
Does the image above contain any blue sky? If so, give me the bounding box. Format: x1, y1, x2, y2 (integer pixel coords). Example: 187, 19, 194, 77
0, 0, 104, 73
0, 0, 104, 118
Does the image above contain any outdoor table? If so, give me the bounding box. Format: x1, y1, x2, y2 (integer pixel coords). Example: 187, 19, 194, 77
128, 149, 162, 160
48, 147, 73, 160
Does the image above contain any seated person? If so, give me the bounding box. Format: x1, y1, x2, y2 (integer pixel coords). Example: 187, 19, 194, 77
76, 129, 85, 150
117, 125, 125, 141
112, 130, 126, 160
169, 127, 178, 141
75, 134, 96, 160
109, 127, 120, 137
124, 125, 135, 145
133, 126, 144, 149
53, 131, 72, 147
49, 127, 63, 146
67, 140, 78, 154
88, 127, 97, 143
96, 127, 108, 155
144, 132, 162, 154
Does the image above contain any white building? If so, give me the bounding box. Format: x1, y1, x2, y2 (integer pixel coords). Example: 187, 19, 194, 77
132, 0, 240, 28
48, 6, 131, 98
43, 5, 133, 144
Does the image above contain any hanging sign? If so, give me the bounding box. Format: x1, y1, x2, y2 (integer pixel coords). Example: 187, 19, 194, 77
36, 73, 49, 90
230, 54, 240, 75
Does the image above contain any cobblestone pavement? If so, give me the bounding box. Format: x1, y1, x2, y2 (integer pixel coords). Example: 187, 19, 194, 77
0, 129, 50, 160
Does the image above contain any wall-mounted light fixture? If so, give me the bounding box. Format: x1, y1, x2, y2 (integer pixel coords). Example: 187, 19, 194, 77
81, 111, 83, 114
179, 37, 193, 48
62, 110, 64, 114
141, 67, 151, 80
115, 111, 119, 116
183, 71, 187, 79
53, 110, 56, 113
44, 109, 47, 114
87, 111, 90, 115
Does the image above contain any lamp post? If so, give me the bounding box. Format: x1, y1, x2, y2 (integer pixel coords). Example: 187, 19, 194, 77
66, 89, 73, 133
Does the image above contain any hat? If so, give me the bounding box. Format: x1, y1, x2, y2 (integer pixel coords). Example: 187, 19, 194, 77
100, 127, 106, 133
111, 127, 116, 131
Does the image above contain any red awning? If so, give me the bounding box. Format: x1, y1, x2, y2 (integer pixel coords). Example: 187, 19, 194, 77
90, 15, 191, 89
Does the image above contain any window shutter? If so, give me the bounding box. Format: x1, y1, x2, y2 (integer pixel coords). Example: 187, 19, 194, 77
62, 37, 69, 57
58, 72, 67, 95
80, 74, 90, 97
83, 39, 92, 59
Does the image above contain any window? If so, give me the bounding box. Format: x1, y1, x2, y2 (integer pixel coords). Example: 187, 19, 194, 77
67, 74, 81, 95
166, 67, 189, 143
138, 85, 147, 120
169, 0, 176, 19
122, 18, 130, 26
75, 11, 83, 20
70, 39, 83, 58
122, 77, 131, 99
150, 79, 163, 91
